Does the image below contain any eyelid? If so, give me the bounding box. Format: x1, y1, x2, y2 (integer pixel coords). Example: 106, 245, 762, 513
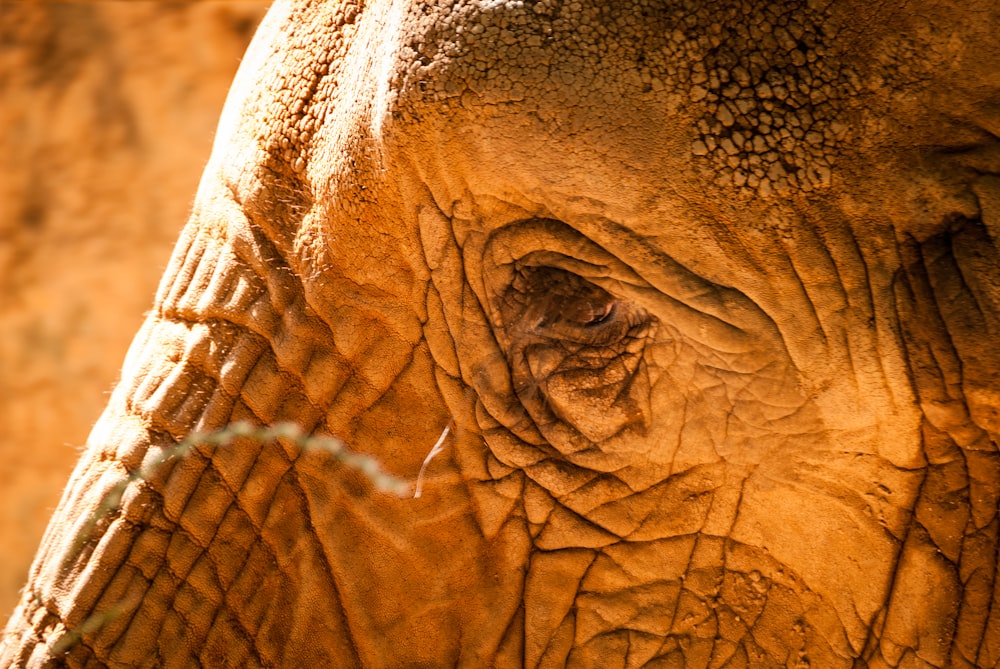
503, 265, 648, 349
587, 300, 616, 325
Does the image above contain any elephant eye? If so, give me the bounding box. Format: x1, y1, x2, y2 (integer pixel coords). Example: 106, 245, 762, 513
497, 264, 653, 444
504, 266, 630, 344
533, 279, 615, 330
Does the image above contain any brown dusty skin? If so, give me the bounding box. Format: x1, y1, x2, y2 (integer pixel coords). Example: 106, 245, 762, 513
0, 2, 268, 620
3, 0, 1000, 666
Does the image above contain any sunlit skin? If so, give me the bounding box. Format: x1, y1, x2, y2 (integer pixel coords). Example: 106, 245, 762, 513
3, 1, 1000, 667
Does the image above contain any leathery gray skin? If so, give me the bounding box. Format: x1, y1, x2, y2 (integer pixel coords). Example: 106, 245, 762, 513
3, 0, 1000, 666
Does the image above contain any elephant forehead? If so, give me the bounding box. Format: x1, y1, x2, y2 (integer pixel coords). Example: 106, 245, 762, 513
384, 0, 851, 194
218, 0, 999, 225
383, 2, 1000, 218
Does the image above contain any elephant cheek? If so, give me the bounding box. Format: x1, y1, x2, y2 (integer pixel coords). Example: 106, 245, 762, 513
543, 368, 648, 444
730, 473, 907, 651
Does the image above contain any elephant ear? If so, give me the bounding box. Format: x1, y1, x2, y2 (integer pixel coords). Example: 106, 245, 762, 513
952, 175, 1000, 438
847, 29, 1000, 658
878, 169, 1000, 665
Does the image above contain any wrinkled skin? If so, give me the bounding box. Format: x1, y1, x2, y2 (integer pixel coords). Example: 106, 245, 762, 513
4, 0, 1000, 667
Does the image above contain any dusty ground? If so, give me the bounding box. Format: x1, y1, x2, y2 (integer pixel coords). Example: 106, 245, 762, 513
0, 1, 269, 622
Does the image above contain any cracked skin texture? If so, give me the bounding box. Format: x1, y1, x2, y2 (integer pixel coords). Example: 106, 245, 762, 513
2, 0, 1000, 666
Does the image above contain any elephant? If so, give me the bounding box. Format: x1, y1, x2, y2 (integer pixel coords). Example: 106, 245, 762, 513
3, 0, 1000, 665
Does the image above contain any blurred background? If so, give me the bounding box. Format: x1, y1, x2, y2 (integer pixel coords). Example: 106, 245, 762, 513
0, 1, 270, 621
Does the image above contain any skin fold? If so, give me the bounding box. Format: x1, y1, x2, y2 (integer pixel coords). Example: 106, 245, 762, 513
3, 0, 1000, 666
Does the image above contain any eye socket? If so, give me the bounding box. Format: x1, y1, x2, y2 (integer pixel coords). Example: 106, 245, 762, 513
495, 264, 653, 446
500, 265, 645, 347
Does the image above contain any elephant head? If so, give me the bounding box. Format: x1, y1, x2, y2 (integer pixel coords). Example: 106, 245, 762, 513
4, 0, 1000, 666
